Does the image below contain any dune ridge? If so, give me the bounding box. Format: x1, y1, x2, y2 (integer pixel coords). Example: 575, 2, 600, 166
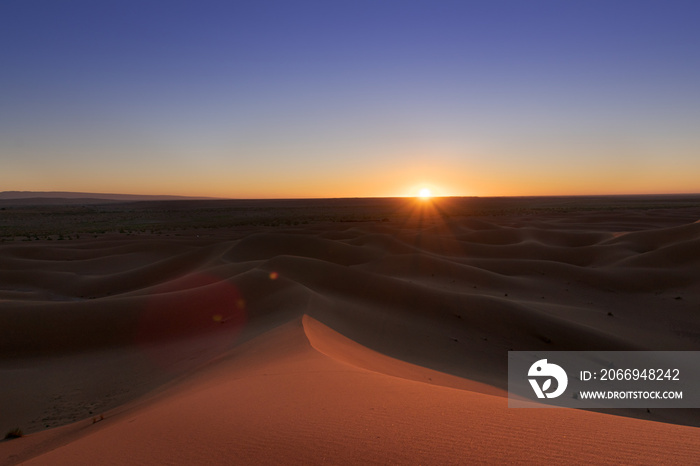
4, 317, 700, 465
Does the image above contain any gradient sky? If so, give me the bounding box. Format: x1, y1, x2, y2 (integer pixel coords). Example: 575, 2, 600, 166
2, 0, 699, 198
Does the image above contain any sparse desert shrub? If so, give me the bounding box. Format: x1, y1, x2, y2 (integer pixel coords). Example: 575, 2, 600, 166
5, 428, 23, 439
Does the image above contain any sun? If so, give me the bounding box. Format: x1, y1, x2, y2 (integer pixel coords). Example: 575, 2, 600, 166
418, 188, 432, 199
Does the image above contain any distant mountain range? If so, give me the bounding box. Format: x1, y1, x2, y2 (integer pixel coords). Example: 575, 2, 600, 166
0, 191, 220, 205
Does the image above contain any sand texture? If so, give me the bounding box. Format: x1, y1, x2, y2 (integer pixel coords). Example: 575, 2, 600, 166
1, 198, 699, 464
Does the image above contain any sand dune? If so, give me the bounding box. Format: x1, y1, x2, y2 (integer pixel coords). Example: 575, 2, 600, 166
1, 202, 699, 464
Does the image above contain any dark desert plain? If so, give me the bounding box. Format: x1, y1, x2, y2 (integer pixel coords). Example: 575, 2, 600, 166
1, 193, 700, 465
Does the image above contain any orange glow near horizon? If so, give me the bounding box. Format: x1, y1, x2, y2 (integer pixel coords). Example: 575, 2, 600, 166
6, 174, 700, 199
3, 134, 699, 198
4, 159, 700, 199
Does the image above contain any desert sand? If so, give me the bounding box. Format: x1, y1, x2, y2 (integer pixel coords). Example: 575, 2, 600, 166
1, 196, 699, 464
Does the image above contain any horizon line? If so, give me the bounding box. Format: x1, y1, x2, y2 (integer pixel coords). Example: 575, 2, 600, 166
2, 190, 700, 202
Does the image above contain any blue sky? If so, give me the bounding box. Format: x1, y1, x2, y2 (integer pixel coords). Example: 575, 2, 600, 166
2, 0, 699, 197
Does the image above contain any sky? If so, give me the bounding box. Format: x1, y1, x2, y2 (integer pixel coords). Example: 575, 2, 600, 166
2, 0, 699, 198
